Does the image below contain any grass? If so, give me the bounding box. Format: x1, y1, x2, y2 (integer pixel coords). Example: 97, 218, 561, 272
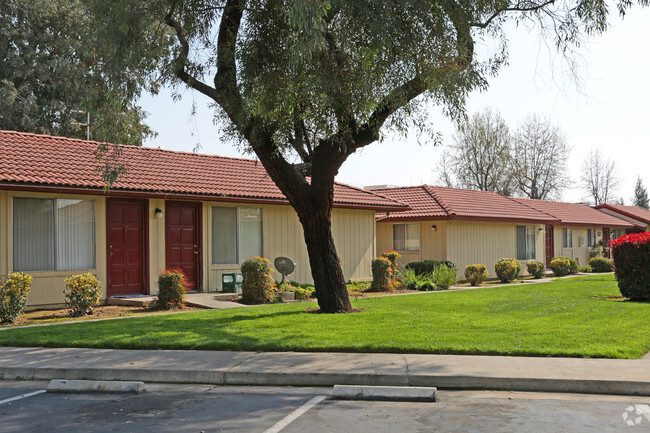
0, 274, 648, 359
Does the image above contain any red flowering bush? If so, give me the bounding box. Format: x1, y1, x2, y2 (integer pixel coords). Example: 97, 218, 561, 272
610, 232, 650, 301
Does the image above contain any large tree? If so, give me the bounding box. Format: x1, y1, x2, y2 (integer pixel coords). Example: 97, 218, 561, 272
0, 0, 155, 146
88, 0, 641, 313
438, 109, 515, 195
511, 114, 570, 200
632, 175, 649, 209
580, 148, 620, 205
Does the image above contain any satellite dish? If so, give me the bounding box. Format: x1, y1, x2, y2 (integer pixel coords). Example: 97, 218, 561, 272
274, 257, 296, 284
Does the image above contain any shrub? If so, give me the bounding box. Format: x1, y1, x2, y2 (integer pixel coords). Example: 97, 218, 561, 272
588, 246, 601, 259
588, 257, 613, 273
405, 260, 457, 276
370, 257, 391, 292
399, 268, 433, 291
526, 261, 546, 279
550, 258, 571, 276
552, 256, 578, 274
464, 264, 487, 286
381, 250, 401, 277
0, 272, 32, 324
611, 232, 650, 301
154, 269, 188, 310
64, 273, 102, 317
431, 264, 457, 289
578, 265, 593, 273
241, 257, 277, 304
494, 258, 521, 283
276, 282, 314, 301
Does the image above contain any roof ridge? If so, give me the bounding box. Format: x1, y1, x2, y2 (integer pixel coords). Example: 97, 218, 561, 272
422, 185, 454, 216
334, 181, 410, 208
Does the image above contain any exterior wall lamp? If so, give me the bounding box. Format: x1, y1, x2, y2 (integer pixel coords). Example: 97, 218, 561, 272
155, 208, 164, 219
431, 225, 437, 231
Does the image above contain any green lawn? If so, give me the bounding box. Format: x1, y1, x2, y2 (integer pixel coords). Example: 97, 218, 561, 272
1, 274, 648, 358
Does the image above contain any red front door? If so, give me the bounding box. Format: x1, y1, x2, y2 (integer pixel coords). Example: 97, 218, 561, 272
107, 199, 147, 296
545, 224, 554, 267
165, 202, 201, 290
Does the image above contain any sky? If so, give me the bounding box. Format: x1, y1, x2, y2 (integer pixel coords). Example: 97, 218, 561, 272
138, 7, 650, 204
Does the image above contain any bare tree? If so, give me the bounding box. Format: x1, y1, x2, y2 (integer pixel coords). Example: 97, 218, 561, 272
580, 148, 620, 205
438, 109, 515, 195
512, 115, 571, 200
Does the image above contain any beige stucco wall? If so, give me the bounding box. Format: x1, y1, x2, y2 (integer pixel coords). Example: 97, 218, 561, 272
447, 221, 545, 278
2, 190, 376, 305
552, 226, 603, 267
1, 190, 107, 309
376, 221, 448, 266
206, 203, 376, 291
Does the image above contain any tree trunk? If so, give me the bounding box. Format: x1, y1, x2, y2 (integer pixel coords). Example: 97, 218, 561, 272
298, 204, 352, 313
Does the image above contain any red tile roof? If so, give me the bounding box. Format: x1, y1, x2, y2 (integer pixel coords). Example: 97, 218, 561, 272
0, 130, 407, 211
513, 198, 635, 228
374, 185, 558, 223
594, 204, 650, 225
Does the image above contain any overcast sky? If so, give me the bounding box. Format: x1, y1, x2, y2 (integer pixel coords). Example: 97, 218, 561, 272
138, 7, 650, 204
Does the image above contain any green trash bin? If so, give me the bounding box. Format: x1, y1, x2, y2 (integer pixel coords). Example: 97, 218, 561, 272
222, 273, 243, 293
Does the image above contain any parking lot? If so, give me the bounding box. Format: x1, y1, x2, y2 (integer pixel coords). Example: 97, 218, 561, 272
1, 381, 650, 432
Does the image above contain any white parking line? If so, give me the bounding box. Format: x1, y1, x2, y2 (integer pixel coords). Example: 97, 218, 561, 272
263, 395, 327, 433
0, 390, 46, 405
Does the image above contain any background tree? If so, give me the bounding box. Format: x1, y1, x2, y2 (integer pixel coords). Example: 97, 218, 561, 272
438, 109, 514, 195
88, 0, 641, 313
632, 176, 649, 208
0, 0, 155, 146
580, 148, 620, 205
511, 115, 570, 200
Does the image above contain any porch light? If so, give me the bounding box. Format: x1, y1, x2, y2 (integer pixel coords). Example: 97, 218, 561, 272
431, 225, 437, 231
155, 208, 164, 219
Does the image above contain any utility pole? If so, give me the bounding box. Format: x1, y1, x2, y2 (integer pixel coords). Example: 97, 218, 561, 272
72, 110, 91, 140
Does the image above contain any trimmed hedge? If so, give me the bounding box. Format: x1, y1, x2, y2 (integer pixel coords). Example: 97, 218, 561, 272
553, 256, 578, 274
550, 258, 571, 277
154, 269, 188, 310
588, 257, 613, 273
64, 273, 102, 317
370, 257, 392, 292
611, 232, 650, 301
405, 260, 457, 276
241, 257, 277, 304
0, 272, 32, 324
464, 264, 487, 286
494, 258, 521, 283
526, 261, 546, 279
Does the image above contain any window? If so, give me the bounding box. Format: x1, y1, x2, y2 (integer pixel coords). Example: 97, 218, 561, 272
562, 228, 573, 248
13, 197, 96, 271
393, 224, 419, 251
611, 229, 622, 240
516, 225, 536, 260
211, 207, 262, 264
587, 229, 596, 247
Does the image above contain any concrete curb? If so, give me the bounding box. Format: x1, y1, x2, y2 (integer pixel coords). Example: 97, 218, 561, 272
332, 385, 437, 402
47, 379, 145, 394
2, 366, 650, 397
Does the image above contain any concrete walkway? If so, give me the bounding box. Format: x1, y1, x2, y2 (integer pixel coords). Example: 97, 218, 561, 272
1, 347, 649, 396
107, 292, 243, 309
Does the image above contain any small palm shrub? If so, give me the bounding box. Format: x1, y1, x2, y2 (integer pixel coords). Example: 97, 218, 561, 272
465, 264, 487, 286
154, 269, 188, 310
370, 257, 392, 291
0, 272, 32, 324
550, 258, 571, 277
588, 257, 613, 273
431, 264, 456, 289
241, 257, 277, 304
64, 273, 102, 317
400, 268, 433, 291
526, 261, 546, 279
494, 258, 521, 283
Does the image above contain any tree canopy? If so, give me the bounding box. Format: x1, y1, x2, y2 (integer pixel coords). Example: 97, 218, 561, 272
0, 0, 155, 146
86, 0, 644, 312
632, 176, 649, 209
580, 148, 620, 205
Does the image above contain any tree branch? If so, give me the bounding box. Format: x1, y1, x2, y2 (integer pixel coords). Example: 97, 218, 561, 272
470, 0, 556, 29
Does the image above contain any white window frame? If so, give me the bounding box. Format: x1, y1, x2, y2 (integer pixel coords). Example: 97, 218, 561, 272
12, 197, 96, 272
392, 223, 419, 251
211, 206, 263, 265
563, 228, 573, 248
